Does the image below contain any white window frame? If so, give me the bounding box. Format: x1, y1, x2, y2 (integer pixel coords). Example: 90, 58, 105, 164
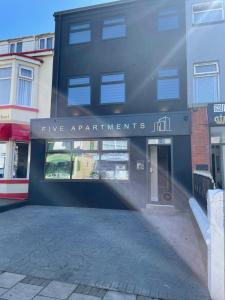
39, 37, 53, 50
0, 65, 12, 105
193, 62, 220, 104
16, 66, 34, 107
192, 1, 224, 25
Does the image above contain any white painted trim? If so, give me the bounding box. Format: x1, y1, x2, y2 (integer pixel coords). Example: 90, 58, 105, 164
189, 197, 209, 244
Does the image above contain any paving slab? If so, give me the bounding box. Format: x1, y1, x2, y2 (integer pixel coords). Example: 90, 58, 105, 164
2, 283, 42, 300
40, 281, 76, 299
0, 273, 25, 289
0, 288, 7, 297
68, 293, 101, 300
33, 296, 59, 300
103, 291, 136, 300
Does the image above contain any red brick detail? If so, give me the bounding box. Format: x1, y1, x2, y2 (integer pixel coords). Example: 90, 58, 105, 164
191, 107, 210, 171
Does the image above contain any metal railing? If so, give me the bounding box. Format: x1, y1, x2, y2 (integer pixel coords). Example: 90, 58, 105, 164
193, 171, 215, 212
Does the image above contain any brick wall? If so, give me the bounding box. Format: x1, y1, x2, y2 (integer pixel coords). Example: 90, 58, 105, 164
191, 107, 210, 171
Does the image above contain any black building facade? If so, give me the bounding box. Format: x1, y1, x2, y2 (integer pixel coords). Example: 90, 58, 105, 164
29, 0, 192, 209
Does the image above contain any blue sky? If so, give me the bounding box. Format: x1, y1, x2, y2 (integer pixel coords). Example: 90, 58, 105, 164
0, 0, 119, 40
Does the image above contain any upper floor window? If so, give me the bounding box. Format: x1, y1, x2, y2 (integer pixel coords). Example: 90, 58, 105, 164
194, 62, 219, 104
0, 67, 12, 105
16, 66, 33, 107
101, 73, 125, 104
157, 68, 180, 100
102, 17, 126, 40
39, 37, 53, 49
10, 42, 23, 53
192, 1, 224, 25
67, 77, 91, 106
158, 7, 179, 31
69, 23, 91, 45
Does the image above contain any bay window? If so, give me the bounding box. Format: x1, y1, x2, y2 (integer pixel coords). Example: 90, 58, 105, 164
0, 67, 12, 105
45, 139, 129, 181
16, 66, 33, 106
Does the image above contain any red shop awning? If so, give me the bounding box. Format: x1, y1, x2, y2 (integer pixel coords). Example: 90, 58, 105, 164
0, 123, 30, 141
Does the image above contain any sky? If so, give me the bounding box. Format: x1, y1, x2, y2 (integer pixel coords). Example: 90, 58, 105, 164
0, 0, 119, 40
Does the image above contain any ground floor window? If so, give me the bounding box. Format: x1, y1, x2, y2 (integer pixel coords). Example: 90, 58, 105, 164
211, 127, 225, 189
0, 143, 7, 178
45, 139, 129, 181
12, 142, 29, 178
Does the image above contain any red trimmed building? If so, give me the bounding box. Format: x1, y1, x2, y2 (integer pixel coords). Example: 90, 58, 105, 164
0, 33, 54, 199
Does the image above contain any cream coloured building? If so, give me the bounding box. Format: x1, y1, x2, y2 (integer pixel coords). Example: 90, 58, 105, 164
0, 33, 54, 199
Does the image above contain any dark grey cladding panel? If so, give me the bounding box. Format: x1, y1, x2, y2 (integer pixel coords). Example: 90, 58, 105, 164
31, 111, 190, 139
208, 103, 225, 126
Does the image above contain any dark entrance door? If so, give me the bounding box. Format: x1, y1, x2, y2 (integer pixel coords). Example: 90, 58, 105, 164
148, 138, 172, 205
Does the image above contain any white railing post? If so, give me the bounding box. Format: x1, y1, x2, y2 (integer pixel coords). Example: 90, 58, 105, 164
207, 190, 225, 300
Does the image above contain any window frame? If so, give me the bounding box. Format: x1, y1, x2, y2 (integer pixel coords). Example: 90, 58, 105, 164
102, 16, 127, 40
16, 65, 34, 107
157, 67, 180, 101
39, 37, 54, 50
0, 65, 12, 105
67, 75, 91, 106
158, 6, 179, 32
0, 142, 7, 179
12, 141, 29, 179
193, 61, 220, 105
100, 72, 126, 105
68, 22, 91, 45
192, 1, 225, 25
44, 139, 130, 182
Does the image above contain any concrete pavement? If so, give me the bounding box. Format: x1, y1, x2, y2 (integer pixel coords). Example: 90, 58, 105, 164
0, 206, 210, 300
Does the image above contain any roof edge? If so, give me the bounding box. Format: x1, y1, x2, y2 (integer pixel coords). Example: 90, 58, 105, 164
54, 0, 137, 17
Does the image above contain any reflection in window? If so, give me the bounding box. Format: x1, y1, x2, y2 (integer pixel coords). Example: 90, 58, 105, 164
158, 7, 179, 32
47, 141, 71, 151
102, 140, 128, 150
0, 67, 11, 105
102, 17, 126, 40
69, 23, 91, 45
0, 143, 6, 178
192, 1, 224, 25
74, 140, 98, 151
101, 73, 125, 104
157, 68, 180, 100
72, 153, 100, 179
101, 153, 129, 180
45, 153, 71, 179
194, 62, 219, 104
13, 143, 29, 178
68, 77, 91, 106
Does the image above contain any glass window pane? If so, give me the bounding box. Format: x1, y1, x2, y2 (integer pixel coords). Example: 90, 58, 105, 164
20, 68, 32, 78
102, 140, 128, 150
159, 68, 178, 77
0, 79, 11, 104
194, 76, 219, 103
47, 37, 53, 49
39, 39, 45, 49
103, 24, 126, 39
194, 10, 223, 24
70, 23, 90, 31
104, 17, 125, 25
45, 153, 71, 179
69, 30, 91, 44
193, 2, 223, 12
0, 143, 6, 178
73, 141, 98, 151
157, 78, 180, 100
0, 67, 11, 78
158, 15, 179, 31
102, 74, 124, 83
100, 153, 129, 180
13, 143, 28, 178
10, 44, 15, 53
195, 64, 218, 74
47, 141, 71, 151
159, 7, 177, 16
16, 42, 22, 53
69, 77, 90, 86
101, 83, 125, 104
68, 86, 91, 105
16, 79, 32, 106
72, 153, 100, 179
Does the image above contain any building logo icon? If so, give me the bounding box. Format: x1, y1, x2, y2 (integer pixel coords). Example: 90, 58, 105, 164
152, 116, 172, 133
